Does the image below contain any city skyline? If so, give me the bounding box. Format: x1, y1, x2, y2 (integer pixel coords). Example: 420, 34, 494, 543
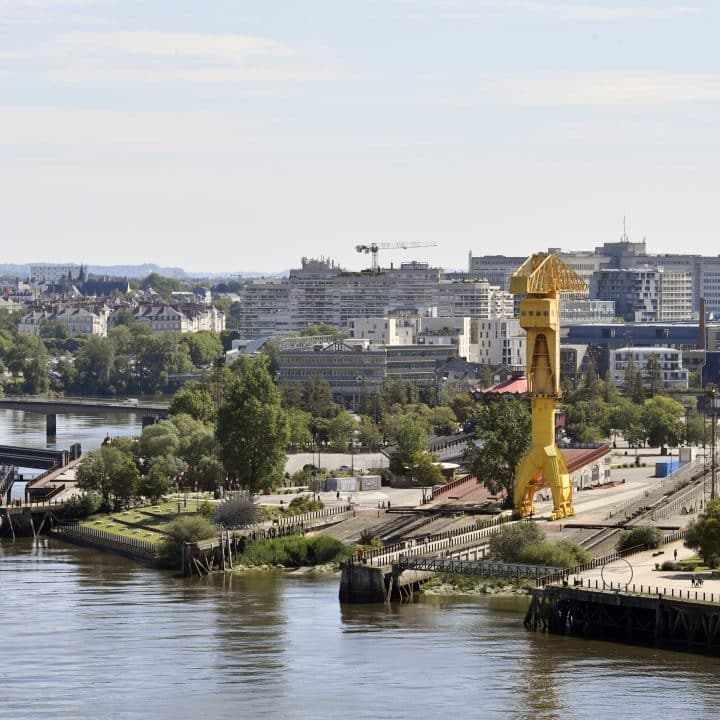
2, 1, 720, 272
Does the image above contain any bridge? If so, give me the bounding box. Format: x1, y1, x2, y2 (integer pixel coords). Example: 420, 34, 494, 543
0, 395, 169, 438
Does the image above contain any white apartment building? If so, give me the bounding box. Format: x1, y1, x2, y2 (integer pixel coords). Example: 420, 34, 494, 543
236, 257, 513, 338
609, 346, 689, 390
30, 263, 80, 284
19, 306, 109, 337
349, 315, 472, 360
475, 318, 525, 368
128, 304, 225, 334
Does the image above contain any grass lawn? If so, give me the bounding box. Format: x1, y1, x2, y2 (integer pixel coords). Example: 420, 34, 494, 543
79, 493, 215, 544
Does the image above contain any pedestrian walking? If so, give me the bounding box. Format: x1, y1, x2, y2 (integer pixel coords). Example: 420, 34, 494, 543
674, 549, 678, 561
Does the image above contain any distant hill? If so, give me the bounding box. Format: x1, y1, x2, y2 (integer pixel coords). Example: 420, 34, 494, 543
0, 263, 281, 280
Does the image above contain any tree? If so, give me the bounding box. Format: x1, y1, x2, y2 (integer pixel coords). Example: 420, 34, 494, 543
286, 407, 312, 451
357, 415, 382, 450
623, 359, 645, 404
429, 406, 458, 435
464, 397, 531, 500
169, 387, 216, 424
479, 364, 494, 389
685, 499, 720, 567
408, 452, 444, 485
76, 445, 140, 505
609, 399, 644, 448
644, 354, 663, 397
138, 420, 181, 461
387, 413, 429, 471
216, 355, 289, 493
641, 396, 684, 452
686, 411, 707, 446
180, 331, 223, 368
5, 334, 50, 394
327, 410, 356, 451
301, 374, 337, 418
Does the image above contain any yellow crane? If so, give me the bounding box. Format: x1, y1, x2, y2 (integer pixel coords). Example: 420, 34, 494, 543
355, 241, 437, 273
510, 253, 587, 520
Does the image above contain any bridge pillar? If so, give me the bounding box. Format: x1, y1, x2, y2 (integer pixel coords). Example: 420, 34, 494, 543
46, 413, 57, 440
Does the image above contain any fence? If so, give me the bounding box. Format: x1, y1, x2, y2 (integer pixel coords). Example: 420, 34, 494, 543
571, 576, 719, 603
397, 556, 564, 579
54, 521, 160, 557
359, 515, 519, 567
605, 459, 703, 520
275, 504, 353, 528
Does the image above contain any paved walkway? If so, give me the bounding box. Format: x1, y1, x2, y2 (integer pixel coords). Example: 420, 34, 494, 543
570, 540, 720, 600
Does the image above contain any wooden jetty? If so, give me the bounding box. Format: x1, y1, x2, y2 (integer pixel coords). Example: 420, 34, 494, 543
525, 583, 720, 655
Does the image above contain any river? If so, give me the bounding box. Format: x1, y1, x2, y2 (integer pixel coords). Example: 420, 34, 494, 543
2, 410, 720, 718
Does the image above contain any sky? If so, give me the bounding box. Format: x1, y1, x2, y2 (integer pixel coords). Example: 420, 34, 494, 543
2, 0, 720, 274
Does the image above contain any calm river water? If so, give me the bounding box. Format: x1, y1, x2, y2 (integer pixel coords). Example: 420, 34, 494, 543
2, 410, 720, 719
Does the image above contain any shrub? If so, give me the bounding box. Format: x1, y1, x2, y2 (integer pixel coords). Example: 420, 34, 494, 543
616, 525, 663, 553
161, 516, 218, 563
488, 522, 544, 562
214, 492, 257, 529
197, 501, 216, 520
519, 540, 589, 569
238, 535, 351, 567
62, 492, 102, 520
282, 495, 324, 515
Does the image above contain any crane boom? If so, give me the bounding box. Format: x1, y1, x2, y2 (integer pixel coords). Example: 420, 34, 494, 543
355, 241, 438, 272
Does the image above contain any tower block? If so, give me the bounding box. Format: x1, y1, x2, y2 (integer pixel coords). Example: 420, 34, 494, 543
509, 254, 587, 520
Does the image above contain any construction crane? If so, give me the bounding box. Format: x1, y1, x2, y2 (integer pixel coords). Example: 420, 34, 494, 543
510, 253, 587, 520
355, 241, 438, 273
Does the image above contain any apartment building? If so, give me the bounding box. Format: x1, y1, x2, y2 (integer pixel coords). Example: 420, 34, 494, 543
236, 257, 513, 338
19, 306, 110, 337
349, 315, 471, 360
609, 346, 689, 390
475, 318, 525, 368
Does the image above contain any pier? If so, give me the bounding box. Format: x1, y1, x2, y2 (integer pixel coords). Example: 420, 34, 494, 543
525, 584, 720, 654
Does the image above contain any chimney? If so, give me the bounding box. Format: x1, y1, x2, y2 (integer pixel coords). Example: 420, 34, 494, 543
699, 297, 706, 350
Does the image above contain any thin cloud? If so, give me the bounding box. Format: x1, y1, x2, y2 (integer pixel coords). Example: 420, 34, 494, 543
57, 31, 297, 62
396, 0, 703, 22
0, 30, 340, 85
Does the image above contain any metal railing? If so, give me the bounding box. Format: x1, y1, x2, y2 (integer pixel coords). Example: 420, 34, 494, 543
397, 556, 564, 579
54, 521, 160, 556
605, 459, 702, 520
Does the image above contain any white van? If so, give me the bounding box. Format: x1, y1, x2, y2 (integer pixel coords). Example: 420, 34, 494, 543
123, 398, 139, 407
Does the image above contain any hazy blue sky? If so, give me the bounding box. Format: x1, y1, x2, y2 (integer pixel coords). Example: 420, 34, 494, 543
2, 0, 719, 273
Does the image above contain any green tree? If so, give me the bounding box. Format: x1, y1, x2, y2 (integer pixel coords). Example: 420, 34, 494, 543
387, 414, 430, 472
686, 411, 707, 446
169, 387, 216, 424
286, 407, 312, 451
5, 334, 50, 393
408, 452, 444, 485
76, 445, 140, 505
644, 354, 663, 397
140, 272, 184, 299
641, 396, 684, 453
138, 420, 181, 460
327, 410, 356, 451
479, 364, 494, 389
180, 331, 223, 367
302, 374, 337, 418
217, 356, 289, 493
429, 406, 458, 435
623, 359, 645, 404
465, 397, 531, 501
685, 499, 720, 567
357, 415, 382, 450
